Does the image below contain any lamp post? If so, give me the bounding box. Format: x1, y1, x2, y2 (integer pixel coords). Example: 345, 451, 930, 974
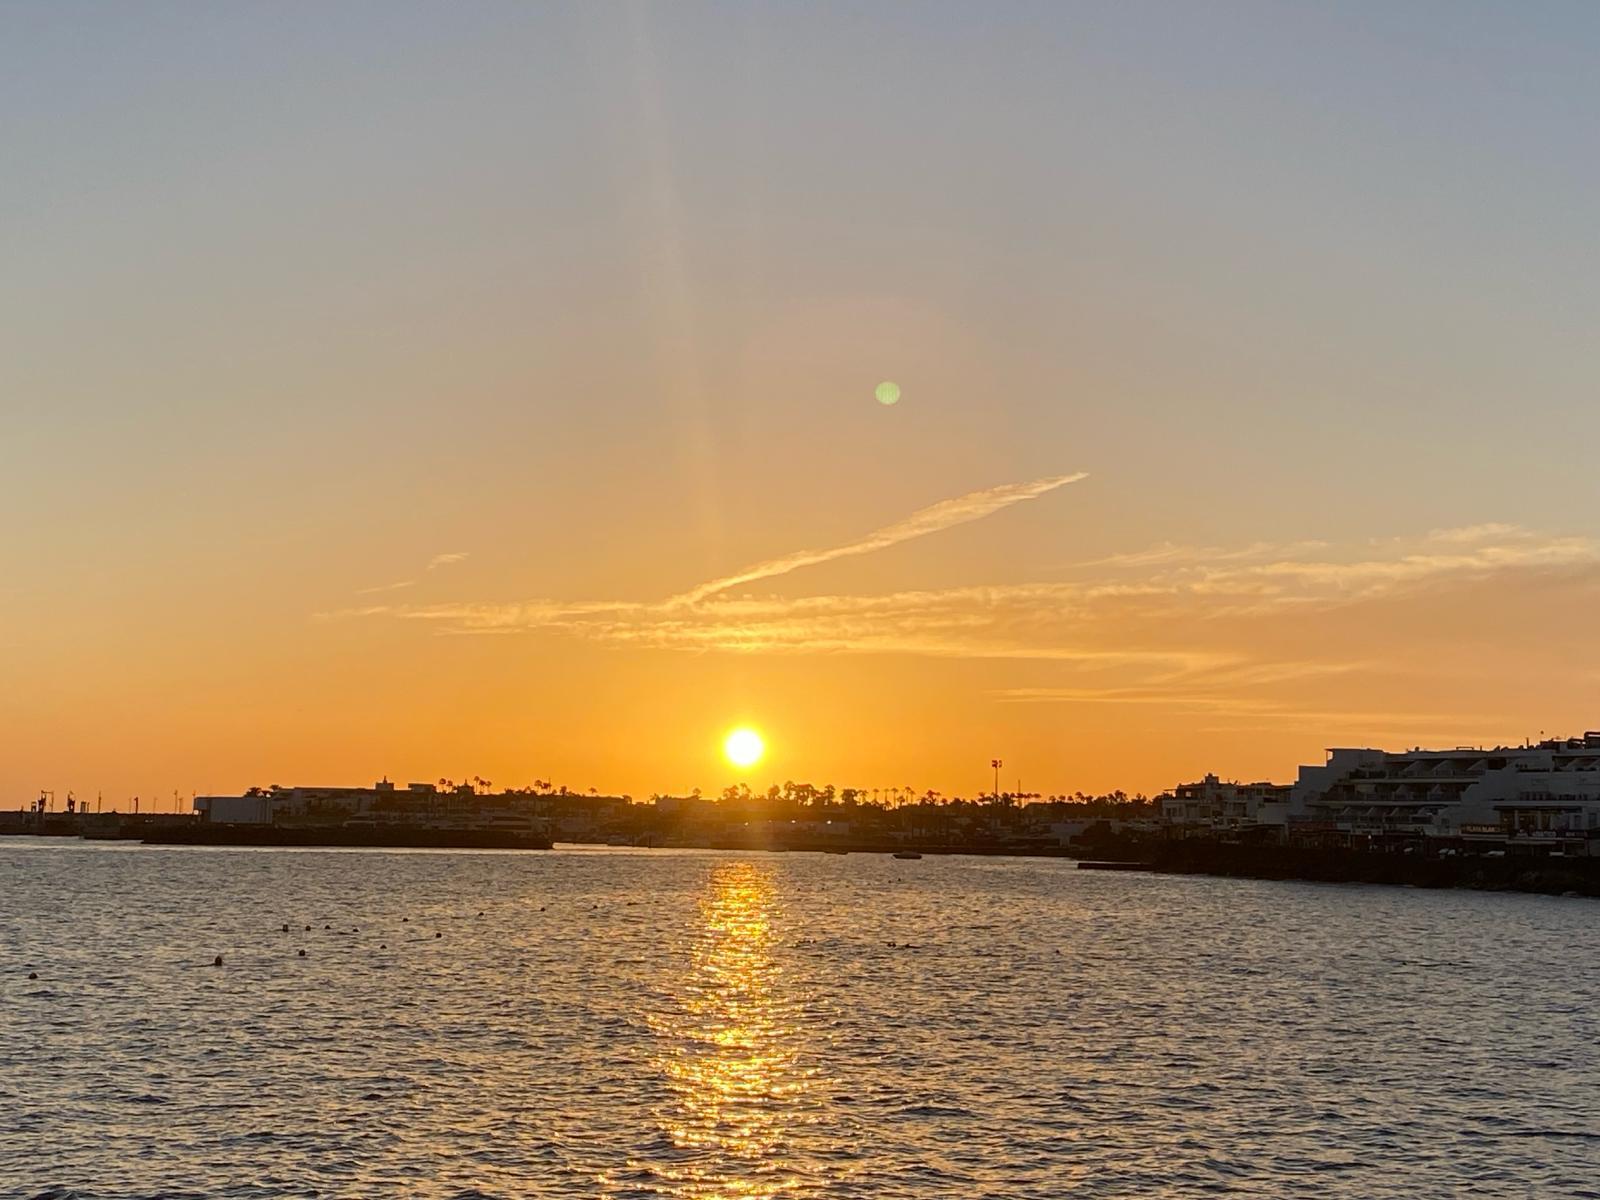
991, 759, 1002, 804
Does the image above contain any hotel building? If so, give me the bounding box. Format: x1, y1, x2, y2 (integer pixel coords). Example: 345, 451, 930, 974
1289, 733, 1600, 852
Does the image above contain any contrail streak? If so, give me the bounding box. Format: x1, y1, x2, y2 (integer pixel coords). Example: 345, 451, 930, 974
670, 472, 1088, 605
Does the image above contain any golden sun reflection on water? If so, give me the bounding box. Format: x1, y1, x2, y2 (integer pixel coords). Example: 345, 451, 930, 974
644, 861, 816, 1198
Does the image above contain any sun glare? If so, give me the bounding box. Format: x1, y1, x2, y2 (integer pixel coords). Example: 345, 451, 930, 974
723, 727, 766, 769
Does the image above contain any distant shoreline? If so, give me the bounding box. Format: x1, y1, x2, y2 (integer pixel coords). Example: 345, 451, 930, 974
0, 815, 552, 851
1142, 841, 1600, 898
5, 821, 1597, 898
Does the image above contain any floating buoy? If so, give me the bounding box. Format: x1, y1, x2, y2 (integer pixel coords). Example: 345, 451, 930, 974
402, 917, 409, 923
434, 932, 442, 939
28, 972, 37, 980
298, 949, 307, 958
212, 955, 223, 967
324, 924, 331, 930
380, 943, 387, 950
477, 911, 484, 917
304, 925, 310, 932
281, 923, 289, 933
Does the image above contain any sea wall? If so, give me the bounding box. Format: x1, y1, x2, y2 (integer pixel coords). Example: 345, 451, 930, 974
1150, 841, 1600, 898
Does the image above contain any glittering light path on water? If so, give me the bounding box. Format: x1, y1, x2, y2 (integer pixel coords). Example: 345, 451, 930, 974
634, 861, 821, 1198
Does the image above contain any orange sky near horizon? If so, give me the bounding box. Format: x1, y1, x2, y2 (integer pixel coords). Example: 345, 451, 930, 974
5, 4, 1600, 808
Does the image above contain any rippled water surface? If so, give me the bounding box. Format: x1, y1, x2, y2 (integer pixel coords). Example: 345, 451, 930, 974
3, 841, 1598, 1198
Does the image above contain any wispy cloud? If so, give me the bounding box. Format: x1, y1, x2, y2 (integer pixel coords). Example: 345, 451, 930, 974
385, 585, 1221, 670
356, 551, 470, 595
327, 491, 1600, 744
337, 520, 1598, 657
1063, 539, 1329, 571
355, 580, 420, 596
1422, 523, 1525, 545
987, 684, 1482, 728
669, 472, 1088, 605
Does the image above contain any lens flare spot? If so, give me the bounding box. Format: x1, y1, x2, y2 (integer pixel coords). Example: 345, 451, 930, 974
875, 380, 901, 406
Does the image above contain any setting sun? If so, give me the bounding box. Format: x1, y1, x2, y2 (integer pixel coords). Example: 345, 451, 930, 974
723, 727, 766, 769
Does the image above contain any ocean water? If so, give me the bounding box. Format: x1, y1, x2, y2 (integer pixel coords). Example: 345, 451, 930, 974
2, 842, 1597, 1199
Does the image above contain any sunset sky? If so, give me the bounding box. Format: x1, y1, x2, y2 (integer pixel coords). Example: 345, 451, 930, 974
6, 3, 1600, 807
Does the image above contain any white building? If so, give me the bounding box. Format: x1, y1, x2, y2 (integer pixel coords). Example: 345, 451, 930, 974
1161, 774, 1292, 835
195, 781, 414, 824
193, 794, 276, 824
193, 780, 570, 834
1290, 733, 1600, 852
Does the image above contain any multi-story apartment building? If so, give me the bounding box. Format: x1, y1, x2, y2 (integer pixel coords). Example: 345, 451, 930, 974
1290, 733, 1600, 853
1160, 774, 1292, 835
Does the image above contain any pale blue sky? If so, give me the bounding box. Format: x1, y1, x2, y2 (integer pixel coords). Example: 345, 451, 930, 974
8, 3, 1599, 530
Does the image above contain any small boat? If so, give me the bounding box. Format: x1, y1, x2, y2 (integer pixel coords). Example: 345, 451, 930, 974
892, 851, 923, 860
